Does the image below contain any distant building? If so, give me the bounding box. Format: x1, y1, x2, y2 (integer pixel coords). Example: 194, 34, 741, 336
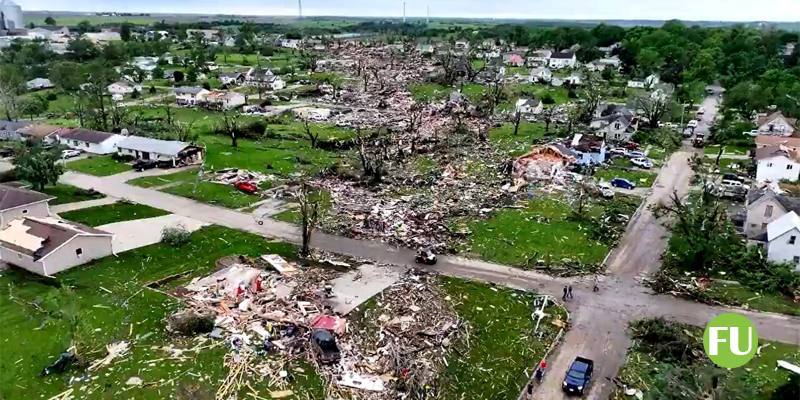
26, 78, 53, 90
756, 111, 797, 137
0, 0, 23, 30
174, 86, 210, 106
548, 50, 577, 69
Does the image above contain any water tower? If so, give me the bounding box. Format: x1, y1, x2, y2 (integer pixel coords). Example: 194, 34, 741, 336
0, 0, 24, 30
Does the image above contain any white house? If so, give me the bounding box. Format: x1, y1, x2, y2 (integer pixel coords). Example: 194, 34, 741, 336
755, 145, 800, 183
744, 187, 800, 239
756, 111, 797, 136
26, 78, 53, 90
527, 49, 553, 66
548, 50, 577, 69
0, 217, 113, 276
627, 80, 646, 89
515, 98, 543, 116
107, 81, 142, 96
279, 38, 301, 49
0, 184, 53, 229
528, 67, 552, 83
764, 211, 800, 271
116, 136, 204, 166
245, 68, 285, 91
174, 86, 210, 106
56, 129, 125, 155
591, 104, 638, 143
203, 90, 246, 110
219, 72, 246, 86
565, 134, 606, 166
83, 30, 121, 44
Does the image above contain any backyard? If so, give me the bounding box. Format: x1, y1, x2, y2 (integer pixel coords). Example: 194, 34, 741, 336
66, 156, 131, 177
58, 202, 169, 227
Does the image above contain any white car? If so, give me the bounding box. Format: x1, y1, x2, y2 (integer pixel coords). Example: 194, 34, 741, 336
744, 129, 759, 136
631, 157, 653, 169
721, 179, 749, 191
697, 107, 706, 115
687, 120, 698, 128
627, 151, 646, 159
62, 149, 82, 159
597, 182, 615, 198
609, 148, 628, 157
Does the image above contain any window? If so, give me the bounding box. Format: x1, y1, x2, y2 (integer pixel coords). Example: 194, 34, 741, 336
789, 236, 796, 245
75, 248, 83, 257
788, 165, 794, 170
794, 256, 800, 264
765, 205, 773, 218
767, 162, 774, 167
762, 223, 768, 230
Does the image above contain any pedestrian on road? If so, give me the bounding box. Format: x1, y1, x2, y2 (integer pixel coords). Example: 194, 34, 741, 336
562, 286, 568, 301
567, 285, 573, 299
593, 275, 600, 292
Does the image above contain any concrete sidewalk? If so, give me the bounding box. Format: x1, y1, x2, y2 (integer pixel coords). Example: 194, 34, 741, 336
50, 197, 119, 214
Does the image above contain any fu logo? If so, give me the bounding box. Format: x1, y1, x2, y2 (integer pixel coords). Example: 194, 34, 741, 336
703, 313, 758, 368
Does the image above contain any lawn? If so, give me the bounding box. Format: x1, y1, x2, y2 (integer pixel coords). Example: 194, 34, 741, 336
704, 281, 800, 316
437, 278, 566, 399
489, 122, 549, 155
455, 197, 610, 267
66, 156, 131, 176
126, 168, 200, 188
704, 144, 752, 156
39, 184, 104, 205
507, 83, 571, 105
595, 166, 657, 187
59, 202, 169, 227
409, 83, 451, 103
0, 226, 325, 400
612, 319, 800, 400
163, 181, 263, 209
214, 52, 263, 66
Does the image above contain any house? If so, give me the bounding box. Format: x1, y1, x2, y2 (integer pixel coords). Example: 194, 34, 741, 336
585, 62, 606, 72
744, 187, 800, 239
116, 136, 204, 167
279, 38, 301, 49
145, 30, 170, 41
0, 120, 30, 140
598, 56, 621, 69
529, 67, 552, 83
416, 43, 434, 55
627, 80, 646, 89
756, 111, 797, 136
454, 40, 470, 51
56, 129, 125, 154
219, 72, 245, 87
0, 216, 113, 276
755, 145, 800, 183
26, 78, 53, 90
763, 211, 800, 271
83, 29, 121, 44
503, 52, 525, 67
0, 184, 53, 228
598, 42, 620, 55
591, 104, 638, 142
16, 124, 61, 143
186, 29, 219, 42
755, 135, 800, 152
107, 80, 142, 96
131, 56, 159, 73
515, 98, 543, 116
513, 144, 577, 184
565, 134, 606, 165
245, 68, 285, 91
548, 50, 577, 69
174, 86, 210, 106
564, 73, 583, 86
203, 91, 246, 110
527, 49, 553, 66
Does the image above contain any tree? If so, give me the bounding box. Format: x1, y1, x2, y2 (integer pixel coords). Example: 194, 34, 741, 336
219, 110, 240, 148
44, 16, 57, 26
296, 180, 325, 258
18, 95, 49, 120
355, 129, 388, 184
49, 61, 84, 92
0, 64, 24, 120
66, 38, 99, 61
120, 23, 132, 42
635, 90, 673, 129
541, 106, 558, 133
302, 118, 320, 148
76, 20, 92, 34
299, 51, 320, 73
512, 110, 522, 135
578, 72, 603, 123
12, 142, 64, 191
151, 65, 164, 82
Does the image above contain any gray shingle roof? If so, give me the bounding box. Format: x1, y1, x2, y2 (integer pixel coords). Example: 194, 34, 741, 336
59, 129, 117, 144
116, 135, 192, 157
0, 184, 54, 211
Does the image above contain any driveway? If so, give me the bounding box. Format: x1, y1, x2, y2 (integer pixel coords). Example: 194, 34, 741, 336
98, 214, 208, 253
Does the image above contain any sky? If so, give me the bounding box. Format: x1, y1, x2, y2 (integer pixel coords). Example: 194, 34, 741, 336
15, 0, 800, 22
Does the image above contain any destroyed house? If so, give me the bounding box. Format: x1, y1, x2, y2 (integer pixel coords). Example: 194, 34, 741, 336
116, 136, 204, 166
0, 184, 54, 228
513, 144, 577, 183
0, 120, 30, 140
0, 217, 113, 276
17, 124, 62, 143
565, 134, 606, 166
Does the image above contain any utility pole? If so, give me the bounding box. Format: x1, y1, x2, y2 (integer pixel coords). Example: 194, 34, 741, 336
427, 5, 430, 24
298, 0, 303, 19
403, 1, 406, 23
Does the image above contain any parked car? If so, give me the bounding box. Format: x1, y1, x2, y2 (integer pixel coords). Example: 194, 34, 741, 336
721, 179, 749, 191
61, 149, 82, 159
0, 147, 15, 157
626, 151, 646, 159
611, 178, 636, 190
744, 129, 759, 136
562, 356, 594, 396
597, 182, 615, 198
132, 159, 158, 171
622, 142, 640, 150
722, 173, 743, 183
697, 107, 706, 115
234, 181, 259, 194
687, 120, 698, 128
630, 157, 653, 169
682, 128, 694, 138
608, 148, 627, 157
310, 329, 341, 364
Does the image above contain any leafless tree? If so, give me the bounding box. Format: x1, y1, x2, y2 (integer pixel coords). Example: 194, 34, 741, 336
355, 129, 388, 184
635, 89, 674, 129
367, 64, 385, 91
296, 180, 323, 258
219, 110, 240, 148
513, 110, 522, 135
302, 118, 320, 148
578, 72, 603, 123
541, 106, 558, 133
436, 51, 459, 86
172, 120, 197, 142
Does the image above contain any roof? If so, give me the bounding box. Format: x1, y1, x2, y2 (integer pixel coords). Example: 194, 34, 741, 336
0, 217, 110, 260
566, 133, 605, 153
756, 135, 800, 148
551, 50, 575, 59
754, 145, 800, 162
109, 80, 134, 88
757, 111, 798, 129
767, 211, 800, 241
17, 124, 62, 138
248, 68, 275, 81
204, 90, 243, 102
0, 120, 31, 132
116, 136, 193, 157
516, 98, 541, 108
174, 86, 207, 95
59, 128, 118, 144
0, 184, 53, 211
748, 188, 800, 213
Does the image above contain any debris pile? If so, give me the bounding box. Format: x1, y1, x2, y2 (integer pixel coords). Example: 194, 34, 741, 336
211, 168, 274, 186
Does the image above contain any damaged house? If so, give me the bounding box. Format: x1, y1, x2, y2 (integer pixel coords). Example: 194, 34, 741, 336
564, 134, 606, 166
116, 136, 204, 166
515, 98, 543, 117
590, 104, 638, 142
512, 144, 577, 184
744, 186, 800, 239
755, 145, 800, 184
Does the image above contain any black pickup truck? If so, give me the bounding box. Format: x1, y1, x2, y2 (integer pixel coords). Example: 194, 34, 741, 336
562, 356, 594, 396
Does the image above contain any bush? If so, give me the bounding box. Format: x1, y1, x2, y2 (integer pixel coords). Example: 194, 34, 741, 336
541, 94, 555, 104
45, 92, 58, 101
111, 153, 135, 162
161, 224, 191, 247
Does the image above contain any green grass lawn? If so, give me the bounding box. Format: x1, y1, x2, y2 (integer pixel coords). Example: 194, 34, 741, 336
456, 197, 610, 267
409, 83, 451, 103
214, 52, 263, 66
595, 166, 657, 187
704, 144, 752, 156
507, 83, 571, 105
489, 122, 549, 155
704, 281, 800, 316
0, 226, 325, 400
126, 168, 200, 188
163, 181, 263, 209
613, 319, 800, 400
437, 278, 566, 399
59, 202, 169, 227
39, 184, 104, 205
66, 156, 131, 177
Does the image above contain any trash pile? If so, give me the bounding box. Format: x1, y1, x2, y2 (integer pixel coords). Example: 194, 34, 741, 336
211, 168, 274, 186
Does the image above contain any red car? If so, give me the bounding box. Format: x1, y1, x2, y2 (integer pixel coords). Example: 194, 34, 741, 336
622, 142, 640, 150
234, 181, 258, 194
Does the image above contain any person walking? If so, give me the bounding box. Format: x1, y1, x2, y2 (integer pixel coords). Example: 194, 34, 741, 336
562, 286, 568, 301
567, 285, 573, 299
593, 275, 600, 292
